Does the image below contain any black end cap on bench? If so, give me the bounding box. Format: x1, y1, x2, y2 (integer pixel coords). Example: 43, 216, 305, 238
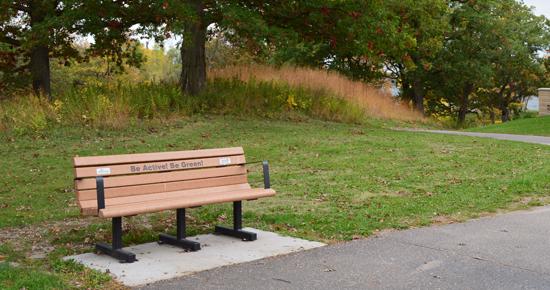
262, 160, 270, 189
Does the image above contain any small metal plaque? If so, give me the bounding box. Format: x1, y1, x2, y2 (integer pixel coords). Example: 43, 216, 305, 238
96, 168, 111, 175
219, 157, 231, 166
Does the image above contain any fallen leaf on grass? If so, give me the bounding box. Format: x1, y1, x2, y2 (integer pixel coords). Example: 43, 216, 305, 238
217, 214, 227, 222
15, 205, 31, 212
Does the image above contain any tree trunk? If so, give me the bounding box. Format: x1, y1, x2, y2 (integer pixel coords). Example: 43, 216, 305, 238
457, 83, 473, 125
496, 83, 510, 123
500, 106, 511, 122
412, 77, 425, 115
29, 2, 52, 100
401, 77, 411, 101
180, 0, 206, 96
500, 90, 512, 122
457, 100, 468, 125
30, 45, 51, 99
489, 108, 496, 124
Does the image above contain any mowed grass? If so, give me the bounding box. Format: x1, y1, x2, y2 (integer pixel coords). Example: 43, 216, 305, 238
0, 116, 549, 288
467, 116, 550, 136
2, 116, 549, 233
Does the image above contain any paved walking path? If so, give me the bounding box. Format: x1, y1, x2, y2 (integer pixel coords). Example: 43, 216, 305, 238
402, 129, 550, 146
139, 206, 550, 289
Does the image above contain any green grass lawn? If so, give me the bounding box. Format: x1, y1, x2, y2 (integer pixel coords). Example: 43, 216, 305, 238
1, 116, 549, 288
467, 116, 550, 136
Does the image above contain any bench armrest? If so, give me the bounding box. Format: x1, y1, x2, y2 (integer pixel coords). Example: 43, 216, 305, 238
262, 161, 270, 189
96, 176, 106, 211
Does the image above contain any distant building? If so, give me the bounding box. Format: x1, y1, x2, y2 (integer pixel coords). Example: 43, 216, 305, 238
538, 88, 550, 116
527, 96, 539, 111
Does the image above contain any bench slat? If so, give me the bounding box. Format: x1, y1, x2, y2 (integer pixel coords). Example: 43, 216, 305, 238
75, 166, 247, 190
79, 183, 253, 215
98, 188, 276, 218
74, 155, 246, 178
73, 147, 244, 167
77, 175, 249, 201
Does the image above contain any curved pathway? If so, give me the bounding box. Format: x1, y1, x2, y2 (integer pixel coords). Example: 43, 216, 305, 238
402, 129, 550, 146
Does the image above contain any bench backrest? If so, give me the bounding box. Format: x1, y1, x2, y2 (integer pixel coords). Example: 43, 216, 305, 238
73, 147, 248, 209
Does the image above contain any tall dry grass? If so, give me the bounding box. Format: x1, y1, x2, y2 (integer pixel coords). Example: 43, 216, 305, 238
1, 65, 423, 134
0, 79, 365, 134
209, 65, 423, 121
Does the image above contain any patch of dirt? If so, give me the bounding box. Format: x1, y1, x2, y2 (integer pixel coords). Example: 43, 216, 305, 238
29, 245, 56, 260
431, 215, 456, 225
516, 196, 550, 206
491, 196, 550, 216
0, 218, 98, 255
0, 217, 133, 289
370, 228, 398, 238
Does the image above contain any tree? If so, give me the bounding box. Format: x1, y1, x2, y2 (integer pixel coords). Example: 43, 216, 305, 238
485, 0, 549, 122
150, 0, 216, 95
155, 1, 404, 95
384, 0, 449, 115
431, 0, 501, 124
430, 0, 550, 124
240, 1, 408, 82
179, 0, 206, 95
0, 0, 148, 99
0, 1, 80, 98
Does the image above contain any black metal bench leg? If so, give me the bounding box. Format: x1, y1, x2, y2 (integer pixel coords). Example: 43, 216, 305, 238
96, 217, 137, 263
159, 208, 201, 251
215, 201, 257, 241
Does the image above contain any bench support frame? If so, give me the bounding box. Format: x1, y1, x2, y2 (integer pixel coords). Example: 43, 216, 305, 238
95, 217, 137, 263
159, 208, 201, 251
215, 201, 257, 241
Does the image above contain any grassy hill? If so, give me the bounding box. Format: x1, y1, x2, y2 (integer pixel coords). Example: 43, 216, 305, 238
1, 65, 426, 136
467, 116, 550, 136
1, 116, 549, 288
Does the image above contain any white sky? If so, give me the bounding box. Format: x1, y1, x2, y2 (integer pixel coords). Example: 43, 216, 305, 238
522, 0, 550, 17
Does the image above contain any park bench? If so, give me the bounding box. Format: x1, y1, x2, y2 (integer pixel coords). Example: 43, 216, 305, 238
73, 147, 275, 263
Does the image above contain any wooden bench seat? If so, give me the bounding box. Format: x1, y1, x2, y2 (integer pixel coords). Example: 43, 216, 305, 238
73, 147, 275, 263
90, 187, 275, 218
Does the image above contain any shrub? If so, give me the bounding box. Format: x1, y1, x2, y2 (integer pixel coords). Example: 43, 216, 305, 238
0, 95, 56, 134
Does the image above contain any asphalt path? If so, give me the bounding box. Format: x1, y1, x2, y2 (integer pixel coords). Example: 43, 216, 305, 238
140, 206, 550, 290
402, 129, 550, 146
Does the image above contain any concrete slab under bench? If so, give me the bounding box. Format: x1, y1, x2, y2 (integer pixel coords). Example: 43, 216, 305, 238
64, 228, 325, 287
